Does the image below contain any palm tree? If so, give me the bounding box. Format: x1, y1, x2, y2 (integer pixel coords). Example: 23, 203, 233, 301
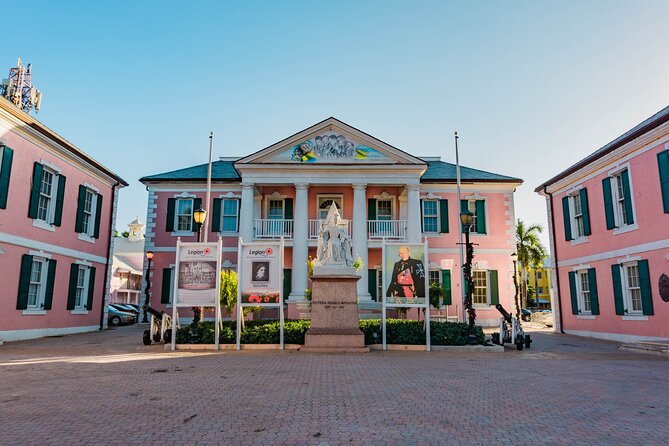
515, 219, 547, 308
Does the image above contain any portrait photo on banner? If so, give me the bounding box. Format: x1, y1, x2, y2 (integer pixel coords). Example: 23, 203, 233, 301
384, 243, 426, 305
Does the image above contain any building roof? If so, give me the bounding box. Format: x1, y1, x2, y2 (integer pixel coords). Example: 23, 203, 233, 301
0, 97, 128, 187
140, 158, 521, 184
139, 160, 240, 183
535, 105, 669, 192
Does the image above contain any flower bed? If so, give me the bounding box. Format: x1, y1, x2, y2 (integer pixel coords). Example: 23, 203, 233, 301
176, 319, 484, 346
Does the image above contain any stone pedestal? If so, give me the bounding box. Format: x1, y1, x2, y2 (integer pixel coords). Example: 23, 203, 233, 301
301, 270, 368, 353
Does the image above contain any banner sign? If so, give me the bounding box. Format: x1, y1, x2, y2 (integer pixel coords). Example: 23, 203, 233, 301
240, 242, 282, 304
383, 243, 427, 306
174, 241, 220, 306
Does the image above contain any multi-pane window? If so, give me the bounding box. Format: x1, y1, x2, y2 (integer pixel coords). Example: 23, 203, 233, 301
222, 199, 239, 232
74, 266, 88, 310
318, 198, 341, 219
37, 169, 55, 222
268, 200, 283, 219
28, 258, 47, 309
377, 200, 392, 220
472, 270, 487, 305
429, 270, 441, 286
610, 172, 632, 227
376, 269, 383, 302
81, 189, 96, 235
176, 198, 193, 232
624, 264, 642, 313
578, 270, 591, 313
464, 200, 486, 234
571, 193, 585, 238
422, 201, 438, 233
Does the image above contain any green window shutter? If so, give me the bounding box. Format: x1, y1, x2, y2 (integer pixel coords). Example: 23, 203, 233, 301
475, 200, 486, 234
28, 162, 44, 219
611, 264, 624, 315
0, 145, 14, 209
367, 199, 376, 220
283, 269, 291, 300
439, 199, 449, 233
75, 185, 86, 233
161, 268, 173, 304
191, 198, 202, 231
620, 170, 634, 224
367, 269, 377, 301
17, 254, 33, 310
658, 150, 669, 213
166, 198, 176, 232
638, 260, 654, 316
211, 198, 222, 233
67, 263, 79, 310
419, 199, 424, 232
580, 188, 591, 236
442, 270, 452, 305
602, 177, 615, 230
460, 199, 468, 232
283, 198, 293, 219
53, 175, 66, 227
562, 196, 572, 241
86, 267, 96, 310
489, 270, 499, 305
93, 193, 103, 238
587, 268, 599, 315
44, 259, 57, 310
568, 271, 578, 314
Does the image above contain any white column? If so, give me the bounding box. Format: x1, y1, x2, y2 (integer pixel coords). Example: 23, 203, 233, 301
289, 183, 309, 301
353, 183, 371, 301
406, 184, 421, 243
240, 182, 255, 243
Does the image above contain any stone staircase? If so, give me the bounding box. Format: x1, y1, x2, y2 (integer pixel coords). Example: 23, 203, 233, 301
619, 341, 669, 356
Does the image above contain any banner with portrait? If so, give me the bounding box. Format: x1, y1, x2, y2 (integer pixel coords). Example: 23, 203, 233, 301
239, 241, 282, 305
174, 241, 221, 306
383, 242, 428, 306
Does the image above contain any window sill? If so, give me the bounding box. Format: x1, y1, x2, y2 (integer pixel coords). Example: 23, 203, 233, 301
32, 220, 55, 232
78, 233, 95, 244
570, 236, 589, 246
219, 231, 240, 236
171, 231, 194, 237
71, 309, 89, 315
473, 304, 494, 309
613, 223, 638, 236
576, 314, 596, 320
22, 309, 47, 315
622, 315, 648, 321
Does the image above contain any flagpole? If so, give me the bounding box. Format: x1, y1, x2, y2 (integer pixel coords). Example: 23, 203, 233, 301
204, 131, 213, 243
455, 131, 465, 323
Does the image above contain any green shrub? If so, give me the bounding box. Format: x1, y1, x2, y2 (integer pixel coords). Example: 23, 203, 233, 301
176, 318, 483, 345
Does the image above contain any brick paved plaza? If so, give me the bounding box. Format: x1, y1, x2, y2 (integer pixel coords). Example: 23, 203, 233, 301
1, 325, 668, 446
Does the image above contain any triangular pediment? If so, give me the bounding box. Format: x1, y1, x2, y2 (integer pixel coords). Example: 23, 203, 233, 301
236, 117, 426, 166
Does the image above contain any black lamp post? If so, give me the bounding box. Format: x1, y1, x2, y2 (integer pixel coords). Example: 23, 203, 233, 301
460, 210, 476, 337
511, 252, 521, 322
193, 207, 207, 242
142, 250, 154, 323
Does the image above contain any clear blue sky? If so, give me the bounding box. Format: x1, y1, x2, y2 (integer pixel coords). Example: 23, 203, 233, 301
7, 0, 669, 250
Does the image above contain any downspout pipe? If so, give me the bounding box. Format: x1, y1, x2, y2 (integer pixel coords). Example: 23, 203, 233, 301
100, 181, 120, 330
544, 185, 564, 334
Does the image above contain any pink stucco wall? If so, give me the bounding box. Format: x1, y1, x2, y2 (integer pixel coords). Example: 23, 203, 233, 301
552, 140, 669, 339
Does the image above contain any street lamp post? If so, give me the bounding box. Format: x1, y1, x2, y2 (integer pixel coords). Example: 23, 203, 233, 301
142, 250, 154, 323
511, 252, 520, 322
193, 207, 207, 242
460, 210, 476, 338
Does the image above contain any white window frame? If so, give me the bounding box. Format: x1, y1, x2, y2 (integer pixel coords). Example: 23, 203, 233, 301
569, 192, 586, 239
175, 197, 194, 233
317, 194, 344, 220
267, 198, 285, 220
34, 166, 59, 230
464, 198, 487, 235
428, 270, 441, 286
376, 199, 393, 221
221, 198, 240, 233
621, 261, 643, 315
608, 167, 637, 234
472, 269, 489, 306
73, 265, 91, 313
24, 256, 49, 314
422, 200, 439, 234
575, 269, 592, 315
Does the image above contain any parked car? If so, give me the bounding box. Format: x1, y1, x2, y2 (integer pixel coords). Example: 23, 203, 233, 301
108, 306, 136, 326
521, 308, 532, 322
110, 303, 139, 321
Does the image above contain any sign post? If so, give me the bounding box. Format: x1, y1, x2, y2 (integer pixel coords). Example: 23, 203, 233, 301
171, 237, 223, 350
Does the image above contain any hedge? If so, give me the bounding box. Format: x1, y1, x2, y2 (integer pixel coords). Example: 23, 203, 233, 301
176, 319, 484, 346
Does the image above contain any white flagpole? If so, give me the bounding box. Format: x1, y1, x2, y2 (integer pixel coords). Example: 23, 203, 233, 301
204, 131, 213, 243
455, 132, 466, 323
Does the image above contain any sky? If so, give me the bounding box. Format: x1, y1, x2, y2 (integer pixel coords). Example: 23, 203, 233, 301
6, 0, 669, 251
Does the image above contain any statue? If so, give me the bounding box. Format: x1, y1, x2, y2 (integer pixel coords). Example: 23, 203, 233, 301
315, 203, 353, 268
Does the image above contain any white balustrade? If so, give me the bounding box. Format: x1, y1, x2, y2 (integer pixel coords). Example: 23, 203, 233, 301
367, 220, 407, 240
308, 219, 353, 239
254, 219, 293, 239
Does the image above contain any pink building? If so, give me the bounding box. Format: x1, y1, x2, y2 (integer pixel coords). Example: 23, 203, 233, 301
537, 106, 669, 342
140, 118, 522, 326
0, 98, 127, 341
